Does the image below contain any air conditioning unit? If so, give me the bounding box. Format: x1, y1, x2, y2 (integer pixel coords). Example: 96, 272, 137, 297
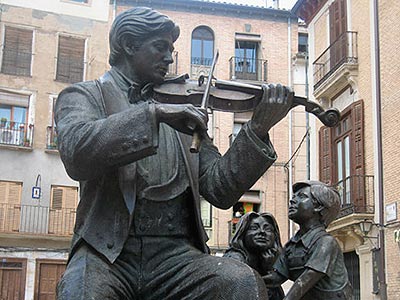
0, 129, 22, 145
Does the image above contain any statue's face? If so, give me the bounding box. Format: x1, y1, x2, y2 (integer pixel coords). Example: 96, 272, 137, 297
243, 216, 275, 252
131, 32, 174, 85
288, 186, 316, 224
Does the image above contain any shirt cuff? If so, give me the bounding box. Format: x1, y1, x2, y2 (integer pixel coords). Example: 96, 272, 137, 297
244, 121, 277, 160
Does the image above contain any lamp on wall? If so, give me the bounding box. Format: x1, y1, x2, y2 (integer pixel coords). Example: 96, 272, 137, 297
359, 219, 376, 237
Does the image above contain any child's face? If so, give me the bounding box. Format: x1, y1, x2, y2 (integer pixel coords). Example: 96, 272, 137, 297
243, 216, 275, 252
288, 186, 318, 224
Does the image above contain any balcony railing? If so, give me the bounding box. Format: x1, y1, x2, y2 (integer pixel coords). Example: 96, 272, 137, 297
46, 126, 58, 150
0, 121, 34, 147
313, 31, 358, 89
0, 203, 75, 236
229, 56, 268, 82
332, 175, 374, 219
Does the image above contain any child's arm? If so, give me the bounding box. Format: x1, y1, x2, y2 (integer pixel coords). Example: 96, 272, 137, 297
284, 268, 324, 300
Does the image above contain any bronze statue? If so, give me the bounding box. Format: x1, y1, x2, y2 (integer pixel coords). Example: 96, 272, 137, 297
55, 7, 293, 299
224, 212, 285, 300
263, 181, 353, 300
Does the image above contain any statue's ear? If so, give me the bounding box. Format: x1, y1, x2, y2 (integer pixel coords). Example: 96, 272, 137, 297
121, 38, 136, 56
314, 205, 324, 213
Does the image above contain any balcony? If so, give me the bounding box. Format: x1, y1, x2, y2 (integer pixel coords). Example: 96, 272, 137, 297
46, 126, 58, 150
0, 121, 34, 148
190, 55, 212, 79
0, 203, 75, 237
229, 56, 268, 82
333, 175, 374, 219
313, 31, 358, 98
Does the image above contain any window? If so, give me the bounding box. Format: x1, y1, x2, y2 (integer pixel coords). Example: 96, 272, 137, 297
234, 40, 258, 81
191, 26, 214, 66
56, 35, 85, 83
0, 181, 22, 232
200, 197, 212, 228
230, 122, 243, 146
49, 185, 78, 235
319, 100, 365, 211
47, 96, 58, 149
298, 33, 308, 53
0, 91, 32, 147
1, 26, 33, 76
229, 191, 261, 238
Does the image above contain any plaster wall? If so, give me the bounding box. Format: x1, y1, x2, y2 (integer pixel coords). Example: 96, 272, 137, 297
0, 0, 109, 22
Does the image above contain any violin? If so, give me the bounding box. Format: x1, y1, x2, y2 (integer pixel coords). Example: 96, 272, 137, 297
153, 74, 340, 127
153, 49, 339, 153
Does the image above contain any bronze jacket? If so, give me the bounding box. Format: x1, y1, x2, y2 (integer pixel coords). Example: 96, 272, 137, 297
55, 69, 277, 263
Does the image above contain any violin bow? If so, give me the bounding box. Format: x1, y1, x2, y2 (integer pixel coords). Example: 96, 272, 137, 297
190, 50, 219, 153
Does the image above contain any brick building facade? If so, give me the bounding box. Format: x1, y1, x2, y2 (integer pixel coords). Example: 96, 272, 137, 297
293, 0, 400, 299
0, 0, 308, 298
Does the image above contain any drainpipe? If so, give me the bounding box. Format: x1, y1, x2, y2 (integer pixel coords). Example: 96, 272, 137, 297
287, 16, 294, 238
113, 0, 117, 21
305, 52, 310, 180
371, 0, 387, 299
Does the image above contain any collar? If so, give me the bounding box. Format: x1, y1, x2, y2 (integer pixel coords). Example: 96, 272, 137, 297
290, 224, 326, 248
108, 67, 154, 103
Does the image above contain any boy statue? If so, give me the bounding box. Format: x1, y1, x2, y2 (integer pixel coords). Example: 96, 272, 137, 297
263, 181, 353, 300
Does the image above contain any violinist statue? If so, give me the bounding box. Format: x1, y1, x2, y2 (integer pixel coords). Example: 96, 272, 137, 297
55, 7, 293, 300
224, 212, 285, 300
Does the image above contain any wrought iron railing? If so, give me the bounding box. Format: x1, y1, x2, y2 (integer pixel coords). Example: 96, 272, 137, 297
0, 121, 34, 147
313, 31, 358, 89
0, 203, 76, 236
332, 175, 374, 219
229, 56, 268, 82
46, 126, 58, 150
191, 56, 213, 66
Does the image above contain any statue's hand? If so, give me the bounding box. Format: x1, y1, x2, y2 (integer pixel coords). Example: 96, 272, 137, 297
250, 84, 293, 140
155, 103, 208, 135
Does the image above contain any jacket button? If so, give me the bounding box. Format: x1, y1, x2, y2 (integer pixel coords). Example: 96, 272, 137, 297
167, 213, 174, 220
167, 224, 174, 231
142, 135, 149, 144
107, 242, 114, 249
132, 139, 138, 147
139, 224, 146, 231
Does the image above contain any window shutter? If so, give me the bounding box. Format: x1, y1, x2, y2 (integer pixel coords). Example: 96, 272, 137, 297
56, 36, 85, 83
1, 26, 33, 76
319, 126, 333, 185
49, 186, 77, 235
51, 188, 63, 210
64, 187, 77, 209
351, 100, 365, 209
0, 181, 7, 202
0, 181, 21, 232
